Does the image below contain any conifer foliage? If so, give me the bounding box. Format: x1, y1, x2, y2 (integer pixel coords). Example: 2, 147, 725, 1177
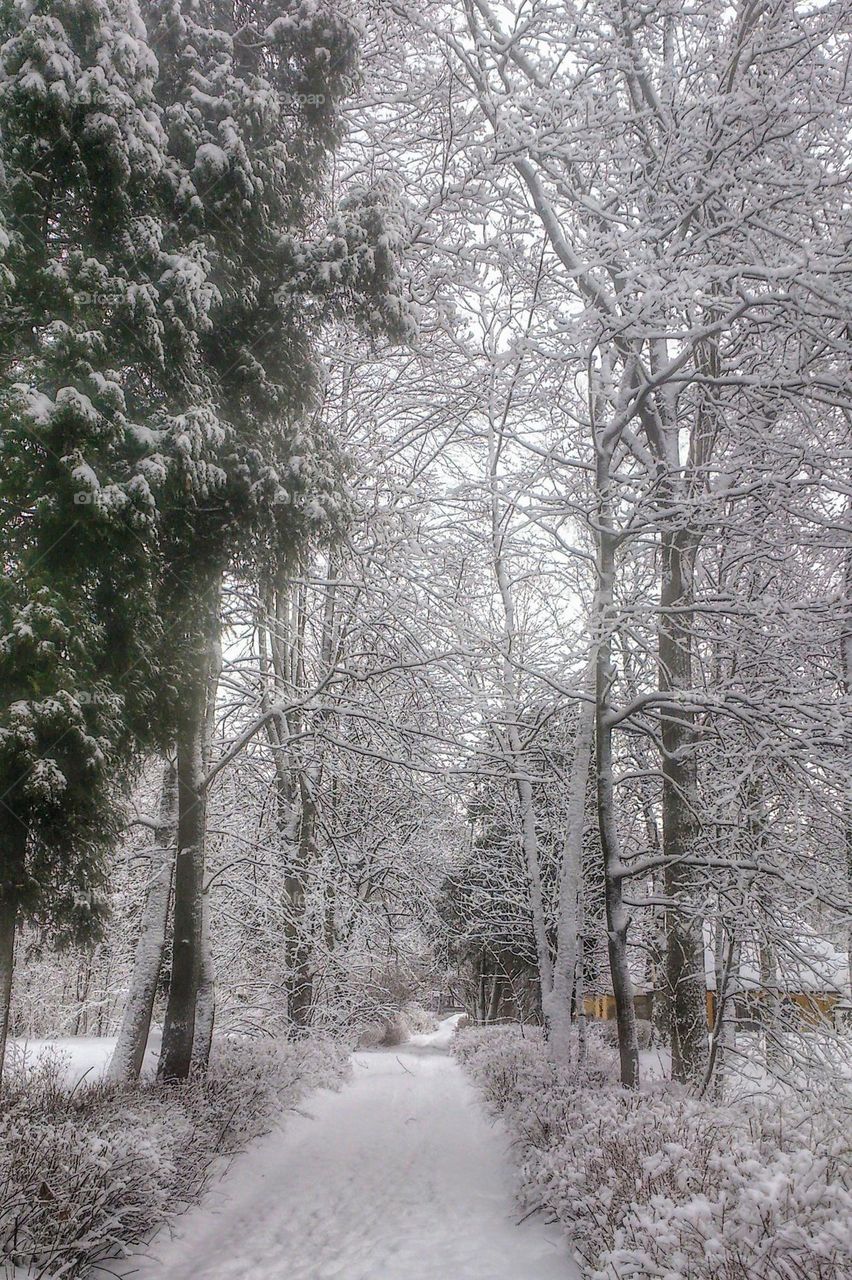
0, 0, 172, 1080
144, 0, 410, 1080
0, 0, 409, 1082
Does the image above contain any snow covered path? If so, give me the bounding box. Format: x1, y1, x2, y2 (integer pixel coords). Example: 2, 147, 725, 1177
126, 1018, 576, 1280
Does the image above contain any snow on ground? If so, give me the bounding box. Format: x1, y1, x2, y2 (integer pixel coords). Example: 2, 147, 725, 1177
638, 1044, 671, 1082
6, 1030, 160, 1088
408, 1009, 465, 1049
640, 1030, 852, 1097
117, 1015, 577, 1280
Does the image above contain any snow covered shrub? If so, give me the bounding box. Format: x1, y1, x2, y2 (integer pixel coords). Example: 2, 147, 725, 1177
453, 1024, 556, 1112
0, 1037, 348, 1278
355, 1015, 407, 1047
356, 1021, 385, 1049
454, 1026, 852, 1280
355, 1004, 436, 1048
403, 1003, 438, 1035
378, 1012, 410, 1046
202, 1035, 349, 1149
341, 963, 437, 1043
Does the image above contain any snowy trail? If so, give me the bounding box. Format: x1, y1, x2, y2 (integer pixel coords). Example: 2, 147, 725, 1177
125, 1017, 576, 1280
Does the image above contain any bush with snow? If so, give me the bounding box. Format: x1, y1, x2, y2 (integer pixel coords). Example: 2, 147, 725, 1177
377, 1011, 410, 1047
356, 1002, 438, 1048
454, 1025, 852, 1280
356, 1020, 386, 1049
0, 1036, 348, 1278
403, 1002, 439, 1035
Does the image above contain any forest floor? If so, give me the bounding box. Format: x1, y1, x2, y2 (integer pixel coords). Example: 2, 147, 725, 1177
111, 1015, 575, 1280
6, 1031, 160, 1087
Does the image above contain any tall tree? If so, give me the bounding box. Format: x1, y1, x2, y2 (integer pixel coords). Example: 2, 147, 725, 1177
107, 759, 178, 1085
0, 0, 177, 1080
147, 0, 410, 1079
414, 0, 851, 1086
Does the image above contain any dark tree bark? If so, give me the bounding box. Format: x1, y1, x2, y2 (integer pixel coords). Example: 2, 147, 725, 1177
0, 895, 16, 1092
157, 695, 208, 1079
659, 528, 709, 1086
594, 459, 640, 1089
159, 581, 221, 1082
0, 818, 25, 1091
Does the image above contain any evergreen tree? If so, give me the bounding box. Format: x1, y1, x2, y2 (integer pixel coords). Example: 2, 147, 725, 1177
141, 0, 411, 1079
0, 0, 223, 1079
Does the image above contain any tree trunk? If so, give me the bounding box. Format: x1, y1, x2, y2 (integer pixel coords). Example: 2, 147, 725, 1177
486, 416, 554, 1008
259, 562, 326, 1035
0, 894, 16, 1092
660, 527, 709, 1086
757, 884, 785, 1072
0, 819, 25, 1092
548, 676, 594, 1061
473, 960, 481, 1023
595, 480, 639, 1088
191, 895, 216, 1071
597, 696, 640, 1087
159, 580, 220, 1082
627, 702, 666, 1046
273, 765, 313, 1034
282, 771, 315, 1032
706, 925, 739, 1100
284, 874, 313, 1029
158, 697, 208, 1080
107, 759, 178, 1085
647, 874, 670, 1047
515, 763, 554, 1004
842, 499, 852, 1000
575, 910, 588, 1065
191, 623, 223, 1073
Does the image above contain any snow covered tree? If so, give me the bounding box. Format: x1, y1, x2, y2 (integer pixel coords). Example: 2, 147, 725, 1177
411, 0, 852, 1087
106, 757, 177, 1084
0, 0, 179, 1080
142, 0, 411, 1079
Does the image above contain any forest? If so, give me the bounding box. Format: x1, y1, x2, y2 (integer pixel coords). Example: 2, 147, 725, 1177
0, 0, 850, 1277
